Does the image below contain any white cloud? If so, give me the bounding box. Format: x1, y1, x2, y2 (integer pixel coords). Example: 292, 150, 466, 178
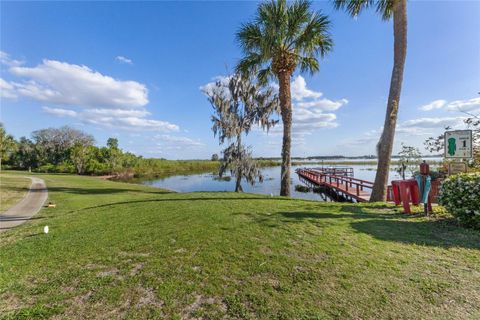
0, 51, 24, 67
85, 108, 151, 118
446, 97, 480, 113
115, 56, 133, 65
401, 116, 464, 128
419, 97, 480, 114
8, 59, 148, 108
2, 53, 180, 133
0, 78, 17, 98
42, 106, 78, 117
42, 106, 179, 132
296, 98, 348, 111
291, 76, 322, 101
290, 76, 347, 134
419, 99, 446, 111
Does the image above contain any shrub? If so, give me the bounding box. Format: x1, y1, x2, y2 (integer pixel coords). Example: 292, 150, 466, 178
55, 161, 76, 174
438, 173, 480, 229
36, 164, 56, 173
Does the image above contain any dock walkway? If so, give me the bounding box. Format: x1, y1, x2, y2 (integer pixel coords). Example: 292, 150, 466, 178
296, 168, 373, 202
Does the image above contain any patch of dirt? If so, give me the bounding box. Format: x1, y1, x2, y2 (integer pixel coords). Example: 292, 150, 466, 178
135, 287, 164, 309
0, 293, 23, 313
182, 295, 227, 319
61, 286, 76, 293
175, 248, 187, 254
259, 246, 273, 255
267, 278, 281, 289
84, 263, 104, 270
129, 263, 144, 276
119, 251, 151, 258
96, 268, 120, 278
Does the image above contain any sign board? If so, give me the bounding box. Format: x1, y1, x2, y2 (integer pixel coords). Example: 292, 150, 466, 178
448, 162, 467, 175
444, 130, 473, 159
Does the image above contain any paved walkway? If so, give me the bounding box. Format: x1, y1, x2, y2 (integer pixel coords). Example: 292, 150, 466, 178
0, 177, 48, 232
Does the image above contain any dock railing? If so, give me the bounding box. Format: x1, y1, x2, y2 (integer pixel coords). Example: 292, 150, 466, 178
296, 168, 374, 200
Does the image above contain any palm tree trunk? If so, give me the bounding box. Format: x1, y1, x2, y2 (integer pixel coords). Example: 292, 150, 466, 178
371, 0, 408, 201
278, 72, 292, 197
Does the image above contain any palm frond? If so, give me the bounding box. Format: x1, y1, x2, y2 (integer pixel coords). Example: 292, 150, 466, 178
333, 0, 394, 20
298, 55, 319, 75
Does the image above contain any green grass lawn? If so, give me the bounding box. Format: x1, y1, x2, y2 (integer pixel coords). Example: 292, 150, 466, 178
0, 172, 479, 319
0, 175, 31, 213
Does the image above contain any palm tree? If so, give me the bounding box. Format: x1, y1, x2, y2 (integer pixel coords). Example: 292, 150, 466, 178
236, 0, 333, 196
334, 0, 408, 201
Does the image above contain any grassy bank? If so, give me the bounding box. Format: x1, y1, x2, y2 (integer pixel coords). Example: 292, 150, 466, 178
127, 159, 279, 179
1, 172, 479, 319
0, 175, 31, 212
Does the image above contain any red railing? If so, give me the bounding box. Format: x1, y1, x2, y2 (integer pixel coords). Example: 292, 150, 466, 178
310, 167, 354, 177
296, 168, 373, 200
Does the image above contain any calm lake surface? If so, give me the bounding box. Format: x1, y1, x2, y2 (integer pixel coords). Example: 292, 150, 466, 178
142, 164, 405, 201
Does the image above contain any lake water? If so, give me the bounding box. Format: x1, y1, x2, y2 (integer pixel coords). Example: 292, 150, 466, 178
141, 164, 406, 201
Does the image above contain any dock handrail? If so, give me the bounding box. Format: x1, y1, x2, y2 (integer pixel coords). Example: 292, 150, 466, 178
296, 168, 373, 200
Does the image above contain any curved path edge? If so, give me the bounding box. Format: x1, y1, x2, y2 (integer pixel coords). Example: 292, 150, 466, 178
0, 177, 48, 232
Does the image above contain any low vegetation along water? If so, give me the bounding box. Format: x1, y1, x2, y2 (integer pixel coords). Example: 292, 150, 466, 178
141, 164, 404, 201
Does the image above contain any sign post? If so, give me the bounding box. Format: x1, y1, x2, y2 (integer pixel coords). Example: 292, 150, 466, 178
444, 130, 473, 177
444, 130, 473, 159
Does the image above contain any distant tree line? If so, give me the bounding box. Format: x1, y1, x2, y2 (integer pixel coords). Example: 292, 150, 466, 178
0, 124, 140, 176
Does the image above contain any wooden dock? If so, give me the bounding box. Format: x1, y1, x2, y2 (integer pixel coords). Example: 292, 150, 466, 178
296, 168, 373, 202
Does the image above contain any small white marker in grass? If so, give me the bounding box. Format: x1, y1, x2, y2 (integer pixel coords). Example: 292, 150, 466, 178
44, 226, 49, 234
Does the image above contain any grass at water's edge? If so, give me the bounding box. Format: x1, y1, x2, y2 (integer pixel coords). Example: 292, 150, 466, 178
0, 173, 479, 319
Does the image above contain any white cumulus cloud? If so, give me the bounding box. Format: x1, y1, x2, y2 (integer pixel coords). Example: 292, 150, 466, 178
419, 99, 447, 111
419, 97, 480, 114
401, 116, 464, 128
291, 76, 322, 101
9, 59, 148, 108
2, 53, 180, 133
42, 106, 179, 132
0, 51, 24, 67
42, 106, 78, 117
0, 78, 17, 98
446, 97, 480, 113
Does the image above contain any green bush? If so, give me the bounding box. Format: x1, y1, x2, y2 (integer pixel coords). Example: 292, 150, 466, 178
36, 164, 56, 173
55, 161, 76, 174
438, 173, 480, 230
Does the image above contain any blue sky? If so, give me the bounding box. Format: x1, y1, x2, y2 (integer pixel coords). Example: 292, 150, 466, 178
1, 1, 479, 159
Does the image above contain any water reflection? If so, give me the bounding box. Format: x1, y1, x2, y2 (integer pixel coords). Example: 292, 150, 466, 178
141, 164, 403, 201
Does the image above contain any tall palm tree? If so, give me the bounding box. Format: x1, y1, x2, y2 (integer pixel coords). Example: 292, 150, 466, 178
236, 0, 333, 197
334, 0, 408, 201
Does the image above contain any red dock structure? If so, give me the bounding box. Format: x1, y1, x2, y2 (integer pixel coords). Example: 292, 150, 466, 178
296, 168, 373, 202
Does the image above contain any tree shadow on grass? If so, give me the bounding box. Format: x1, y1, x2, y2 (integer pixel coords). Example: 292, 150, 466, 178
339, 204, 400, 215
67, 196, 292, 214
0, 216, 45, 222
278, 210, 400, 221
238, 210, 480, 250
47, 186, 173, 195
351, 219, 480, 250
